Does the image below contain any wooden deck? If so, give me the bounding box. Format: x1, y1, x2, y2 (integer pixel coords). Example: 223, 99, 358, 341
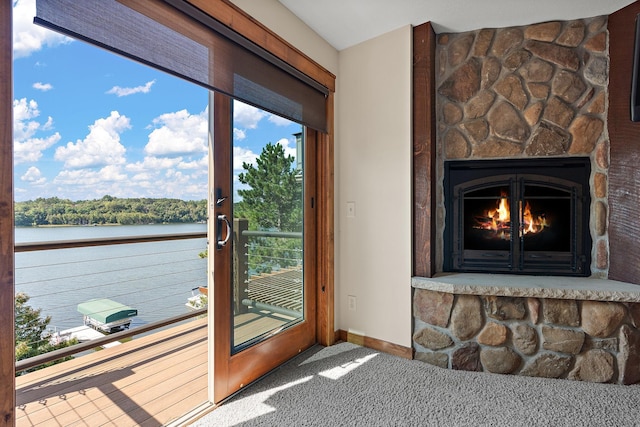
16, 318, 209, 427
14, 269, 304, 426
247, 268, 303, 312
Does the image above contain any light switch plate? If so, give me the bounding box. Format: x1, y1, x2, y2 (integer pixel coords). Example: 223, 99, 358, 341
346, 201, 355, 218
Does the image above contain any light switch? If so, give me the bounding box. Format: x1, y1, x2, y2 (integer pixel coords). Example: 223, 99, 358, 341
346, 201, 355, 218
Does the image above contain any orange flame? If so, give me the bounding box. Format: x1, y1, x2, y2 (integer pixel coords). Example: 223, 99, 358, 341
522, 201, 548, 235
473, 196, 548, 238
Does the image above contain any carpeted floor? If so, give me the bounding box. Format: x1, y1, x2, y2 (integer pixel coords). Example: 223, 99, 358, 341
192, 342, 640, 426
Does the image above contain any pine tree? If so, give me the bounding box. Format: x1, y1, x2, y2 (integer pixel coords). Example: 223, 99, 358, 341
15, 292, 76, 374
15, 292, 50, 346
236, 142, 302, 232
235, 142, 303, 273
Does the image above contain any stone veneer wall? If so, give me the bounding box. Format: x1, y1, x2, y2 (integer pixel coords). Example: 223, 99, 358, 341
435, 17, 610, 277
413, 289, 640, 384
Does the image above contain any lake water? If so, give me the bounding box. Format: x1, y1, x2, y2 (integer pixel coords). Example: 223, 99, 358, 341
15, 223, 208, 332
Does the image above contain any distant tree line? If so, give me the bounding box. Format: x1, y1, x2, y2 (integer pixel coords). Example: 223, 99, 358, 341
15, 195, 207, 226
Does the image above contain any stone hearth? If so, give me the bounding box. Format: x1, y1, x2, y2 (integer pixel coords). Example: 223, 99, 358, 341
413, 274, 640, 384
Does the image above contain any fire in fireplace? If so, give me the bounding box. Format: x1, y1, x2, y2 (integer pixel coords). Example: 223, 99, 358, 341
444, 158, 591, 276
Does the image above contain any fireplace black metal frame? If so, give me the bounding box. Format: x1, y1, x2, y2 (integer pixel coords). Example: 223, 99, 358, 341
443, 157, 592, 276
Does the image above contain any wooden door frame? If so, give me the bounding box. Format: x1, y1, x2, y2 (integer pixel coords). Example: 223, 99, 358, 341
0, 1, 14, 425
316, 92, 335, 346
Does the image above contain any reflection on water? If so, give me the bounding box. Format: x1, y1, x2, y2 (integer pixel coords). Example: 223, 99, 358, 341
15, 224, 207, 331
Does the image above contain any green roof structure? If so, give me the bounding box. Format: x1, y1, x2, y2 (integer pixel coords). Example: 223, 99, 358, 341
77, 299, 138, 324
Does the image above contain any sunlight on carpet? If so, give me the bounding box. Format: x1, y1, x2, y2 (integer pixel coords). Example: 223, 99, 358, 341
319, 353, 378, 380
216, 375, 314, 425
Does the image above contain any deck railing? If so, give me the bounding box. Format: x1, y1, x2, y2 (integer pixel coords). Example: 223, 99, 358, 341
233, 219, 302, 316
14, 225, 303, 373
14, 230, 207, 373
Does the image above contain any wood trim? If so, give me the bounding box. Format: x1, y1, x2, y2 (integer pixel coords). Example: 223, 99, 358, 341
185, 0, 336, 93
316, 92, 335, 346
413, 22, 437, 278
305, 128, 318, 343
212, 92, 233, 404
335, 330, 414, 360
607, 2, 640, 284
0, 1, 14, 424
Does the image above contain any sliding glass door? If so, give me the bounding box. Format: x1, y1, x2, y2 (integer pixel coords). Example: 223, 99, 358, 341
210, 93, 316, 403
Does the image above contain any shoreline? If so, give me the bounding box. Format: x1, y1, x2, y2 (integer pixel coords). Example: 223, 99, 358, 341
15, 222, 205, 229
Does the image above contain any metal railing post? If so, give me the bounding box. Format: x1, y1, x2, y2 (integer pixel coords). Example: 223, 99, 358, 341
233, 218, 249, 314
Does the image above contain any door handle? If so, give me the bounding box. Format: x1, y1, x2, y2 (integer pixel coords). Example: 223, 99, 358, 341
217, 214, 231, 249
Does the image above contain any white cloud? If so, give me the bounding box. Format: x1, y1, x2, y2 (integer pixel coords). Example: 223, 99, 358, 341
32, 82, 53, 91
130, 172, 152, 182
13, 98, 61, 163
14, 98, 41, 138
277, 137, 297, 159
178, 155, 208, 170
54, 164, 127, 185
233, 101, 265, 129
20, 166, 46, 185
14, 132, 60, 163
154, 168, 201, 197
145, 109, 208, 156
41, 116, 54, 131
52, 165, 131, 200
124, 154, 207, 199
233, 146, 258, 171
54, 111, 130, 168
106, 80, 156, 97
268, 114, 293, 127
126, 156, 182, 173
13, 0, 72, 59
233, 128, 246, 141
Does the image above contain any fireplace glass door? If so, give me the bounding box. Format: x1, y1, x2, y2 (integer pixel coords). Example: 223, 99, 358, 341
445, 158, 591, 276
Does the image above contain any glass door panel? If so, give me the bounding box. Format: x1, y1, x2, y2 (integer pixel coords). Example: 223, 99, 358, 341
521, 185, 571, 252
211, 93, 316, 403
231, 100, 305, 352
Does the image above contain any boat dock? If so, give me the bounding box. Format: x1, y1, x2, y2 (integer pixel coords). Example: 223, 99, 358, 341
52, 325, 121, 348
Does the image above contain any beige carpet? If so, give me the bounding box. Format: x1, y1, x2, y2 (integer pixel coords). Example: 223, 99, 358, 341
193, 342, 640, 426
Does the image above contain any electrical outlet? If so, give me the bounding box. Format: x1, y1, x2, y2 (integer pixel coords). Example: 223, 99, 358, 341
348, 295, 357, 311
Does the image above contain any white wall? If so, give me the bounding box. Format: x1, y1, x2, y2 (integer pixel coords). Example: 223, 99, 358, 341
230, 1, 413, 348
336, 26, 413, 347
229, 0, 338, 75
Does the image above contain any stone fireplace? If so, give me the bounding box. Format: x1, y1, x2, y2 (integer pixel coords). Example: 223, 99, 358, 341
411, 16, 640, 385
434, 16, 609, 277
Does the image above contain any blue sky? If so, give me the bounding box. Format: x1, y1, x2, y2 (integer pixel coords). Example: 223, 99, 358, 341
12, 0, 301, 202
